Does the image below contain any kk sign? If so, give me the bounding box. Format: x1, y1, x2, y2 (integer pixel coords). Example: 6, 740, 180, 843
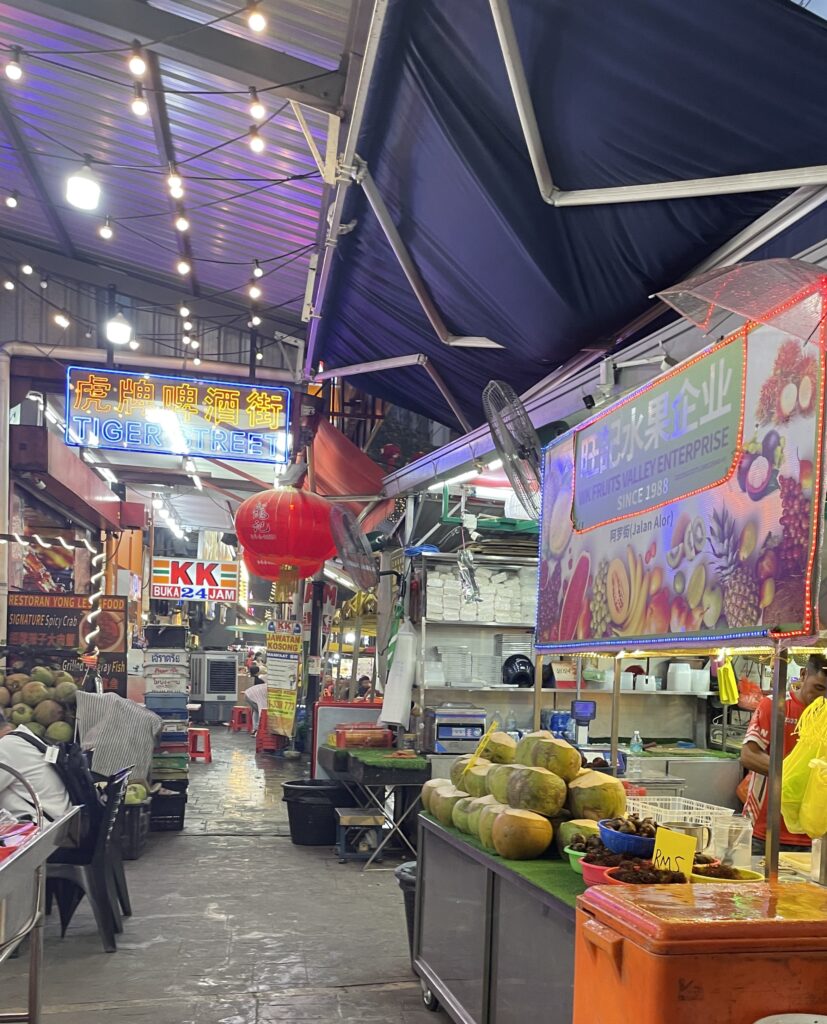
65, 367, 291, 465
151, 558, 240, 602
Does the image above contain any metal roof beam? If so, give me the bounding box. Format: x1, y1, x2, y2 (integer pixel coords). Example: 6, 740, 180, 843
145, 52, 199, 298
0, 89, 76, 258
24, 0, 345, 114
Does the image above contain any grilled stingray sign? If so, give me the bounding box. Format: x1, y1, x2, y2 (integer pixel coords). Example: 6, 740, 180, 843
151, 558, 239, 602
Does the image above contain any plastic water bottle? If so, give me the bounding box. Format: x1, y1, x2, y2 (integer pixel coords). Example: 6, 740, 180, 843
630, 730, 644, 754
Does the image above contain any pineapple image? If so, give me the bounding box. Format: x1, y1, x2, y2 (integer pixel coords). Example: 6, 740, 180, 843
709, 507, 759, 628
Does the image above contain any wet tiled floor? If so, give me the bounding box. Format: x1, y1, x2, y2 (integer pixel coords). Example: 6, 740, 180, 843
3, 729, 443, 1022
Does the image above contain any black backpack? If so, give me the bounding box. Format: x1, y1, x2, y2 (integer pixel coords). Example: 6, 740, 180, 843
11, 730, 104, 824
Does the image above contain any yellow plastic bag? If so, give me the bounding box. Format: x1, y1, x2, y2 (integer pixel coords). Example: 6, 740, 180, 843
799, 758, 827, 839
718, 659, 739, 705
781, 697, 827, 834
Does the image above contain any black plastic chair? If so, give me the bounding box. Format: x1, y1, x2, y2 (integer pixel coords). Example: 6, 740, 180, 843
47, 769, 132, 952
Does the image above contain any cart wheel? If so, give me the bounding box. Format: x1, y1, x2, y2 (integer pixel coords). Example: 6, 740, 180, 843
421, 981, 440, 1012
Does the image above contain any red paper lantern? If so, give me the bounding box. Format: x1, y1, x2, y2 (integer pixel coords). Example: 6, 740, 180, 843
235, 487, 336, 573
242, 551, 283, 581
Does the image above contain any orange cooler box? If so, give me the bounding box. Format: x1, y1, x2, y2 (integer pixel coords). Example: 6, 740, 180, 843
574, 881, 827, 1023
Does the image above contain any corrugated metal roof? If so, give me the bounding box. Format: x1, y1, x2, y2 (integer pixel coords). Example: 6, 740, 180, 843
0, 0, 344, 325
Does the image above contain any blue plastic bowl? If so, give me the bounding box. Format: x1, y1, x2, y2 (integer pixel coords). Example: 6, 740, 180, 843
598, 819, 656, 858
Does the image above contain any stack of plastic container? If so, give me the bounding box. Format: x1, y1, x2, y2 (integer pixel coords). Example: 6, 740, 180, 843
144, 648, 190, 831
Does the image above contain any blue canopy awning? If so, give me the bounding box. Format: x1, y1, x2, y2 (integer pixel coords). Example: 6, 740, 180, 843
314, 0, 827, 427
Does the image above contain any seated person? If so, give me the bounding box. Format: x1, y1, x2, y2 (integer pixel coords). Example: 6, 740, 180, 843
0, 722, 72, 822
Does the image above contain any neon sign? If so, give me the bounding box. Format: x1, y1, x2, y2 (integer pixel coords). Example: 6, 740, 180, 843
65, 366, 291, 464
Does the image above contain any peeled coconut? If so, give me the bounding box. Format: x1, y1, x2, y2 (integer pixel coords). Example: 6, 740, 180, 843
527, 737, 582, 783
450, 754, 491, 788
421, 778, 453, 815
46, 721, 73, 744
506, 765, 567, 817
566, 769, 627, 822
492, 808, 553, 860
430, 785, 470, 828
125, 783, 148, 805
452, 796, 477, 834
467, 794, 501, 837
0, 686, 10, 708
514, 731, 555, 765
478, 802, 509, 851
33, 700, 64, 727
488, 764, 521, 803
55, 680, 78, 704
21, 681, 49, 707
463, 764, 493, 799
10, 704, 33, 725
480, 731, 518, 765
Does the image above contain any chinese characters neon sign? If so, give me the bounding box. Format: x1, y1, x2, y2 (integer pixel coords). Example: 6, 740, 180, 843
65, 367, 291, 465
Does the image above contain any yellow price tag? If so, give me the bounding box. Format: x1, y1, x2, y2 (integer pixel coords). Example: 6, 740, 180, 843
652, 827, 697, 877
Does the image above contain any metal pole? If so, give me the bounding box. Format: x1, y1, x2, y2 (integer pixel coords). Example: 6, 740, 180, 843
532, 652, 543, 730
610, 659, 621, 777
305, 572, 325, 770
765, 644, 788, 881
349, 615, 362, 700
0, 352, 9, 650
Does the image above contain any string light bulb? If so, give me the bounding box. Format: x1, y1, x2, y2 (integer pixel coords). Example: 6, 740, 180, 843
4, 47, 22, 82
128, 339, 140, 350
54, 311, 70, 329
176, 259, 191, 276
193, 356, 201, 366
105, 310, 132, 346
98, 216, 113, 240
249, 314, 262, 327
182, 335, 191, 346
5, 191, 18, 209
167, 164, 181, 190
182, 319, 193, 331
246, 1, 267, 33
248, 87, 265, 121
248, 281, 262, 300
131, 82, 148, 117
252, 258, 263, 278
66, 160, 100, 211
248, 125, 265, 153
20, 263, 32, 275
3, 280, 14, 291
174, 214, 189, 232
170, 183, 184, 199
256, 348, 263, 361
128, 43, 146, 78
178, 304, 190, 318
190, 339, 199, 350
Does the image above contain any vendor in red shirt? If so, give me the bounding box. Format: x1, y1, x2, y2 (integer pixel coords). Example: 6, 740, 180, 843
741, 654, 827, 853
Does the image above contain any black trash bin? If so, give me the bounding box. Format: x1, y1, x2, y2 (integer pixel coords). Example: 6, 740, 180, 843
282, 779, 359, 846
395, 860, 417, 966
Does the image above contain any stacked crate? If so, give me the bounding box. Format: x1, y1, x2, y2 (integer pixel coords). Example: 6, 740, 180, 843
144, 649, 190, 831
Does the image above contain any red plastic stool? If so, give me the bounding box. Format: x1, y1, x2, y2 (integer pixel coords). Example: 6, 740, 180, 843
255, 711, 283, 753
188, 727, 212, 763
230, 705, 253, 733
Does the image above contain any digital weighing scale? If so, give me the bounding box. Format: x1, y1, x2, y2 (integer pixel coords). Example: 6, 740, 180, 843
571, 699, 627, 774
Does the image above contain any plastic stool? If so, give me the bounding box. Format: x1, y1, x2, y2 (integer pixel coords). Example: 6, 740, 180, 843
188, 727, 212, 763
255, 711, 282, 753
230, 705, 253, 733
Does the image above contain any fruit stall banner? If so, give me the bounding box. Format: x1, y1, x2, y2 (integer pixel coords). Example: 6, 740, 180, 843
6, 593, 128, 695
537, 322, 823, 649
150, 558, 240, 602
64, 366, 291, 465
266, 620, 302, 737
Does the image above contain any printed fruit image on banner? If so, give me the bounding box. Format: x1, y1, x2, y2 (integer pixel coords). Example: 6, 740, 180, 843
537, 323, 824, 649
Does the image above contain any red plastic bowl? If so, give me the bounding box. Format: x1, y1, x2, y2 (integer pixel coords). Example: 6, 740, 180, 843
581, 859, 612, 886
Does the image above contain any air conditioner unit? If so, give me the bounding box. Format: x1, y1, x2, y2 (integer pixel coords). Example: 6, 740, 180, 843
190, 652, 241, 723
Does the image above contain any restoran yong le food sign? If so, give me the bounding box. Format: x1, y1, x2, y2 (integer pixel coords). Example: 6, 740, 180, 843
536, 321, 823, 649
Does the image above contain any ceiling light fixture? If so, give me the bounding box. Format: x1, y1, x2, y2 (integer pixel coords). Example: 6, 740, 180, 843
248, 125, 265, 153
4, 47, 22, 82
248, 282, 262, 300
98, 216, 113, 240
54, 311, 70, 329
246, 1, 267, 33
128, 43, 146, 77
176, 259, 191, 275
20, 263, 32, 275
252, 258, 263, 279
66, 160, 100, 211
128, 339, 140, 350
248, 87, 265, 122
174, 214, 189, 232
5, 191, 18, 209
152, 495, 162, 510
131, 82, 148, 117
178, 304, 190, 318
105, 310, 132, 346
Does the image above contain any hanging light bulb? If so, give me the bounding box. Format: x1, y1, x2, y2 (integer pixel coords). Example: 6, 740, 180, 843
4, 47, 22, 82
105, 310, 132, 346
98, 216, 113, 240
131, 82, 148, 117
248, 87, 265, 122
20, 263, 32, 275
169, 183, 184, 199
255, 349, 263, 362
252, 258, 264, 279
128, 43, 146, 78
190, 339, 199, 350
248, 125, 265, 153
248, 282, 262, 300
176, 259, 191, 275
182, 319, 193, 331
54, 311, 70, 329
249, 314, 262, 327
39, 276, 47, 289
167, 164, 181, 191
128, 339, 140, 350
246, 1, 267, 33
178, 304, 190, 318
174, 214, 189, 232
182, 335, 191, 346
193, 356, 201, 366
5, 191, 18, 209
66, 161, 100, 211
3, 280, 14, 291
